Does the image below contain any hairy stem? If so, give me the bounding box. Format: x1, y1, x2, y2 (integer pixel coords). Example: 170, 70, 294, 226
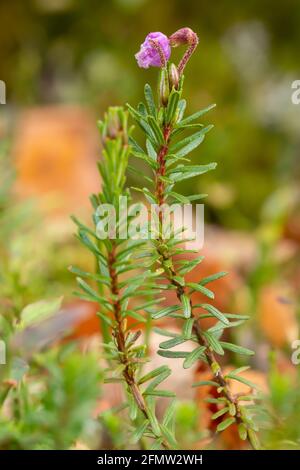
154, 122, 253, 447
107, 242, 170, 449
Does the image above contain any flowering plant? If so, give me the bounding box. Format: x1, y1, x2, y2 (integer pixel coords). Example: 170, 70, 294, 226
72, 27, 260, 450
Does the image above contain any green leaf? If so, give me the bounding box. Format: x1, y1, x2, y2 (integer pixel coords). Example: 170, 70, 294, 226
144, 390, 175, 397
145, 397, 161, 437
172, 123, 204, 138
248, 429, 260, 450
177, 99, 186, 121
144, 83, 156, 116
183, 318, 194, 339
199, 304, 229, 325
181, 294, 191, 318
76, 230, 106, 263
183, 346, 206, 369
160, 424, 178, 448
167, 191, 190, 204
125, 310, 147, 323
147, 115, 164, 144
157, 350, 190, 359
69, 265, 110, 286
188, 193, 208, 201
144, 368, 171, 392
97, 311, 114, 327
139, 366, 170, 385
187, 283, 215, 300
159, 336, 187, 350
132, 186, 156, 204
220, 342, 255, 356
71, 215, 96, 238
168, 163, 217, 182
76, 277, 106, 304
172, 275, 185, 287
127, 392, 139, 421
127, 103, 143, 121
117, 239, 146, 260
170, 126, 213, 157
238, 423, 248, 441
166, 89, 180, 124
163, 400, 176, 428
177, 256, 204, 275
151, 305, 181, 320
205, 397, 227, 404
138, 101, 147, 116
129, 136, 144, 154
172, 134, 205, 157
137, 298, 166, 311
229, 366, 251, 375
180, 103, 216, 126
146, 139, 157, 160
192, 380, 219, 388
224, 314, 250, 321
226, 374, 258, 390
212, 407, 229, 420
149, 439, 163, 450
131, 420, 149, 443
203, 331, 224, 355
229, 402, 236, 416
208, 320, 243, 336
131, 150, 158, 169
216, 417, 236, 432
200, 271, 228, 286
153, 327, 179, 338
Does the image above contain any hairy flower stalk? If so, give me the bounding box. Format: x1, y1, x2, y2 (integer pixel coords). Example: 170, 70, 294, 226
130, 28, 260, 449
72, 107, 174, 449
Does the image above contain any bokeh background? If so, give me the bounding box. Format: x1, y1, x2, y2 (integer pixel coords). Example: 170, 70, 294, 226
1, 0, 300, 449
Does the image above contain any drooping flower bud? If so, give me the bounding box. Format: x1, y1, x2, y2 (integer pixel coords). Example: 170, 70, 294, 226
169, 27, 197, 47
159, 68, 169, 106
169, 27, 199, 75
135, 32, 171, 69
168, 63, 179, 90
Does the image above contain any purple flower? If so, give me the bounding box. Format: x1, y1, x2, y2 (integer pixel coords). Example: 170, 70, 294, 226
135, 32, 171, 68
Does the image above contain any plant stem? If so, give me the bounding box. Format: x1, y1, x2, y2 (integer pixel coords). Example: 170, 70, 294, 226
107, 241, 170, 449
154, 122, 254, 448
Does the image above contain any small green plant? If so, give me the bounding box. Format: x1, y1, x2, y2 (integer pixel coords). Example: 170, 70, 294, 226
72, 107, 176, 449
72, 27, 260, 449
127, 28, 260, 448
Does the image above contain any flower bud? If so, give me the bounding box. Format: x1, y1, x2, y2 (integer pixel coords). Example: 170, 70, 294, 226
169, 27, 198, 47
168, 63, 179, 90
99, 107, 128, 145
107, 107, 121, 139
159, 68, 169, 106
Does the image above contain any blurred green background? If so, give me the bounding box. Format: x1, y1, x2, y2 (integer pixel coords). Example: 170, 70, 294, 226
1, 0, 299, 229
